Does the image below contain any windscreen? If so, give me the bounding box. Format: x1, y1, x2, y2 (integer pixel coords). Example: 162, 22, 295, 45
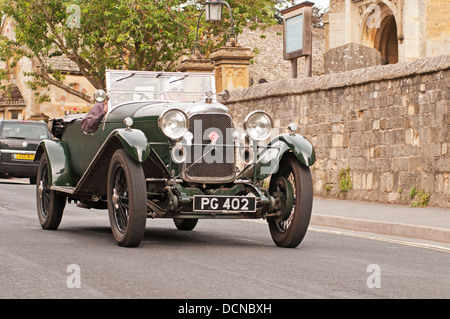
106, 71, 215, 109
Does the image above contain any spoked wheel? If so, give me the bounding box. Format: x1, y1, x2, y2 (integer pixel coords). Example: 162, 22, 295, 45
173, 218, 198, 231
107, 149, 147, 247
36, 153, 66, 230
268, 153, 313, 248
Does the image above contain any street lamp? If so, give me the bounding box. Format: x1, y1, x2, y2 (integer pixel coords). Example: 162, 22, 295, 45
194, 0, 236, 57
205, 0, 223, 22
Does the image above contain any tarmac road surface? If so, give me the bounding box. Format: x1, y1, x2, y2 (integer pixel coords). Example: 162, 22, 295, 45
1, 179, 449, 299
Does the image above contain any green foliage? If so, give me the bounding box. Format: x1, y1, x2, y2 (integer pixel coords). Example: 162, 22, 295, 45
338, 167, 352, 198
409, 186, 418, 199
409, 188, 431, 208
323, 183, 333, 194
0, 0, 282, 102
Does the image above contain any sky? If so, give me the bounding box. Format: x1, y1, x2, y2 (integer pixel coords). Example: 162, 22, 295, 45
310, 0, 330, 10
280, 0, 330, 10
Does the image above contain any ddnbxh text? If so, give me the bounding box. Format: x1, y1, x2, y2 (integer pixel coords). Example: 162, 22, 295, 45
178, 303, 271, 316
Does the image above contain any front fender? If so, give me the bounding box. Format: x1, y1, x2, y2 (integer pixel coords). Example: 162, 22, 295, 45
35, 140, 73, 187
275, 134, 316, 167
109, 128, 150, 162
240, 133, 316, 179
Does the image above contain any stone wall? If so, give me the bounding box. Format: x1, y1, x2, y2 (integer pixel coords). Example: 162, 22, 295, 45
223, 54, 450, 208
324, 43, 382, 74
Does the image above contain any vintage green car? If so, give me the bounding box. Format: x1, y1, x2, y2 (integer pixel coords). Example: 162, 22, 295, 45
35, 70, 316, 247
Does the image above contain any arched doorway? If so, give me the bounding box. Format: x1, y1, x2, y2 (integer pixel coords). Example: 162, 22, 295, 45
375, 15, 398, 64
361, 2, 399, 64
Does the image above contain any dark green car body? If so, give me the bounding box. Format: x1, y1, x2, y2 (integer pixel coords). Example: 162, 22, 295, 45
35, 71, 316, 247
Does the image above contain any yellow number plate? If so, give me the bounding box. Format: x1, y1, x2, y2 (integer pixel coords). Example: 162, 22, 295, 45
14, 154, 35, 160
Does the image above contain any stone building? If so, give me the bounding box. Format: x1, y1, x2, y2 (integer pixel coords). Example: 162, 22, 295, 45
0, 17, 95, 121
238, 24, 326, 82
181, 23, 326, 85
325, 0, 450, 65
0, 84, 25, 120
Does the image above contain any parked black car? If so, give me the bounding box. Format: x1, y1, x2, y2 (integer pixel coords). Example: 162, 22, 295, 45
0, 119, 51, 184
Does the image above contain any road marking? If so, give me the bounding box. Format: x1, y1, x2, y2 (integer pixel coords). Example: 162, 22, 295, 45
309, 227, 450, 254
241, 219, 450, 253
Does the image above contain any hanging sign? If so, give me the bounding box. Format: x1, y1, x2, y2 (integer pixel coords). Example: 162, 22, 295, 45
282, 1, 313, 60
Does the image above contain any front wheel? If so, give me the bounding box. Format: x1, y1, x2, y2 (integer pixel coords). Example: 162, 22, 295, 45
107, 149, 147, 247
173, 218, 198, 231
36, 153, 66, 230
268, 153, 313, 248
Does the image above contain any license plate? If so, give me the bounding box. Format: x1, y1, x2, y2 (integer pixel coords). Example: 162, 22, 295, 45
193, 195, 256, 213
14, 153, 35, 161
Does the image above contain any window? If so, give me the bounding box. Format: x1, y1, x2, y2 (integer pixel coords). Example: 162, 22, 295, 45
10, 110, 23, 120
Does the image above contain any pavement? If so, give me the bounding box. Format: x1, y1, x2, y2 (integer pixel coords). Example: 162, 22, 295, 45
311, 198, 450, 244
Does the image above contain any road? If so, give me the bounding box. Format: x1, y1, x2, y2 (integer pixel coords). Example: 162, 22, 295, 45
1, 179, 449, 300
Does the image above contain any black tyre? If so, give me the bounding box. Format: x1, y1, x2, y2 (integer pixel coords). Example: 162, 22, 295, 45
173, 218, 198, 231
107, 149, 147, 247
268, 153, 313, 248
36, 153, 66, 230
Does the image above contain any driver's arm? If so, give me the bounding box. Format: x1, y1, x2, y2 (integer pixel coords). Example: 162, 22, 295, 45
81, 102, 107, 133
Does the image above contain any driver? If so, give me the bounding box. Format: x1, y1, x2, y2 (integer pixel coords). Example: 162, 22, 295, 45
81, 99, 108, 133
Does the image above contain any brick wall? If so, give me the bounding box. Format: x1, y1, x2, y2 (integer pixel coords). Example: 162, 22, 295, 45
224, 54, 450, 208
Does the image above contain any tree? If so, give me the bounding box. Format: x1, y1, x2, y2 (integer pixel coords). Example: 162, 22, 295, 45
312, 5, 328, 28
0, 0, 283, 103
273, 1, 328, 25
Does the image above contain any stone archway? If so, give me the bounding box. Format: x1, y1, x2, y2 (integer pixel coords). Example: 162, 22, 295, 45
375, 14, 398, 64
361, 1, 399, 64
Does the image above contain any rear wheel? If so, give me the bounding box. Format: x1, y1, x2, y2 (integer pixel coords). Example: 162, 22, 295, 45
36, 154, 66, 230
268, 153, 313, 248
107, 149, 147, 247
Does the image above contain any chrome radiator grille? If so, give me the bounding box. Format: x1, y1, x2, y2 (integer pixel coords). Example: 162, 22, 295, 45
183, 113, 235, 183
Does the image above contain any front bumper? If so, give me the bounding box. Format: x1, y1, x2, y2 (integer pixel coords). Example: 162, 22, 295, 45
147, 178, 275, 219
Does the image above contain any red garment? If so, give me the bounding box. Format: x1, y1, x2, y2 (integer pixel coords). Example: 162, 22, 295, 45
81, 102, 105, 133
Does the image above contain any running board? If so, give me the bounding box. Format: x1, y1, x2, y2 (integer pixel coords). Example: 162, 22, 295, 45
50, 186, 76, 194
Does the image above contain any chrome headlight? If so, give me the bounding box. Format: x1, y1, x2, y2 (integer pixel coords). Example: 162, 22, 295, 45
158, 108, 189, 140
244, 111, 273, 141
93, 89, 108, 102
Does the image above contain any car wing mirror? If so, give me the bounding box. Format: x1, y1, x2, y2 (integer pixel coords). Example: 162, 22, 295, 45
217, 89, 230, 101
